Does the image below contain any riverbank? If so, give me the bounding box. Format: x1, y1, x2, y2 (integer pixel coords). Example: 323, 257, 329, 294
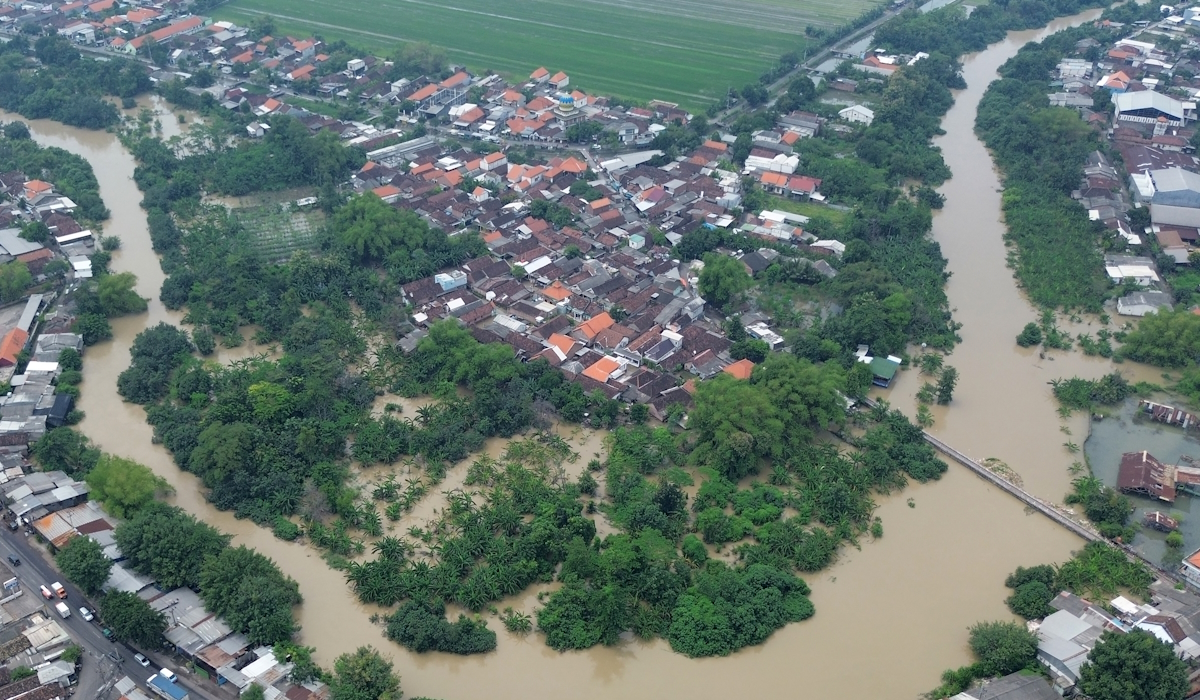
884, 7, 1163, 505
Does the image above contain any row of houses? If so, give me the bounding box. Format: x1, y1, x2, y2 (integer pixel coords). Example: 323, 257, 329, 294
0, 466, 330, 700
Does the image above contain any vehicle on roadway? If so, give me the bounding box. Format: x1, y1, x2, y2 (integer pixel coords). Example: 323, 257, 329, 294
55, 602, 70, 619
134, 653, 150, 667
5, 555, 17, 566
39, 585, 51, 600
79, 607, 94, 621
160, 668, 177, 683
50, 581, 66, 599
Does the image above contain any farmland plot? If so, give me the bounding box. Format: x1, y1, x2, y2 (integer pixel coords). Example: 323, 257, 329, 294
218, 0, 887, 106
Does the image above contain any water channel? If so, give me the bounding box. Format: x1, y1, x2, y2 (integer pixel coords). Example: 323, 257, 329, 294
2, 13, 1151, 695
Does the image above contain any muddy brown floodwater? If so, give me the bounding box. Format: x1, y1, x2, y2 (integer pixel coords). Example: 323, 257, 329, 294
886, 8, 1162, 504
3, 16, 1145, 694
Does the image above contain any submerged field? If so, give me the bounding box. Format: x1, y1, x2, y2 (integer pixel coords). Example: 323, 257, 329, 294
217, 0, 886, 106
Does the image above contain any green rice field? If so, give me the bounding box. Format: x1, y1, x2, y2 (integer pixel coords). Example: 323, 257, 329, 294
233, 204, 325, 261
216, 0, 887, 107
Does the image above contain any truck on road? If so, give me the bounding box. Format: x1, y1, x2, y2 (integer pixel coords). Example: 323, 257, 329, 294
50, 582, 66, 599
147, 673, 188, 700
55, 602, 70, 618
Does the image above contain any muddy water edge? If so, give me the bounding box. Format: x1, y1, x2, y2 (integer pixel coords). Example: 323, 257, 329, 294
6, 15, 1121, 695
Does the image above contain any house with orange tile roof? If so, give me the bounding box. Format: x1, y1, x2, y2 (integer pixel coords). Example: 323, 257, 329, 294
582, 356, 620, 382
547, 332, 578, 357
470, 186, 490, 203
862, 55, 899, 73
231, 50, 255, 64
255, 98, 282, 116
454, 106, 486, 127
440, 71, 470, 89
588, 197, 612, 212
550, 71, 569, 89
371, 184, 402, 203
481, 152, 508, 172
125, 8, 159, 26
577, 312, 614, 340
22, 180, 53, 203
527, 96, 555, 112
86, 0, 114, 13
758, 171, 789, 193
570, 90, 588, 107
553, 157, 587, 174
723, 359, 754, 380
409, 83, 439, 104
286, 64, 316, 81
542, 281, 572, 302
502, 89, 526, 106
128, 15, 206, 52
703, 140, 728, 152
506, 118, 544, 139
410, 162, 435, 176
0, 328, 28, 367
530, 67, 550, 82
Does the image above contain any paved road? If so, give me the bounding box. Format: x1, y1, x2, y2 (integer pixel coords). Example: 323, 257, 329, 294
0, 529, 222, 700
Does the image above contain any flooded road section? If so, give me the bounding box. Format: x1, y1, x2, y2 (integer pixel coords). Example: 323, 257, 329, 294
887, 8, 1161, 503
2, 20, 1122, 694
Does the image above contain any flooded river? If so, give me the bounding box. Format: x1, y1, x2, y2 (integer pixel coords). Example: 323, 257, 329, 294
2, 16, 1140, 694
888, 9, 1161, 503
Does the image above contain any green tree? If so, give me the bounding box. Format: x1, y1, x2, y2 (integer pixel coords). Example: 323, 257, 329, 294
1005, 580, 1053, 619
32, 429, 100, 476
85, 454, 170, 518
1117, 309, 1200, 367
1080, 630, 1188, 700
698, 253, 751, 310
0, 260, 31, 302
1016, 322, 1043, 347
936, 366, 958, 405
116, 323, 194, 404
969, 620, 1037, 676
19, 220, 49, 243
333, 193, 433, 264
56, 535, 112, 596
115, 502, 230, 590
330, 646, 401, 700
199, 545, 301, 645
99, 591, 166, 648
243, 685, 266, 700
96, 272, 148, 316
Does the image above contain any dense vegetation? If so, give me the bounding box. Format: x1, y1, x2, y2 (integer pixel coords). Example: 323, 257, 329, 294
1064, 476, 1136, 541
0, 36, 148, 129
930, 621, 1040, 698
1080, 630, 1188, 700
969, 2, 1163, 310
1050, 372, 1132, 413
115, 501, 301, 645
0, 123, 108, 221
1117, 309, 1200, 368
932, 544, 1153, 696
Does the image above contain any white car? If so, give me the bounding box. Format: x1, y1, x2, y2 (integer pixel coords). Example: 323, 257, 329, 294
134, 653, 150, 667
78, 607, 93, 621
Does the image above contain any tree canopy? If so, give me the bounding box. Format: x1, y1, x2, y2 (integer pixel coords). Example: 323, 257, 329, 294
99, 591, 167, 648
56, 535, 112, 596
1080, 630, 1188, 700
698, 254, 752, 310
85, 454, 169, 518
329, 647, 401, 700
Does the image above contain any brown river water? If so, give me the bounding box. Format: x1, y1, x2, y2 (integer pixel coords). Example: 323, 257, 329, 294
1, 19, 1156, 694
